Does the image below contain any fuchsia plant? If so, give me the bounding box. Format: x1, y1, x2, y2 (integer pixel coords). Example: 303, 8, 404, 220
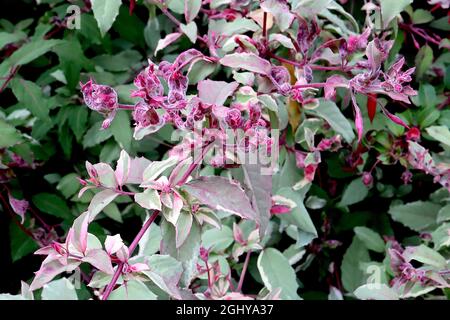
15, 0, 449, 301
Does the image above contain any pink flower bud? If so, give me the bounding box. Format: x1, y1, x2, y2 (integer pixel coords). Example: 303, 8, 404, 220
406, 127, 421, 141
248, 103, 261, 123
225, 108, 243, 129
401, 170, 413, 185
199, 247, 209, 262
362, 171, 373, 186
80, 79, 118, 114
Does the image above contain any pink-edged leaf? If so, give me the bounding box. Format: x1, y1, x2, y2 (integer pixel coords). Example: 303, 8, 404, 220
260, 0, 295, 32
351, 94, 364, 142
155, 32, 183, 55
239, 163, 272, 238
124, 157, 151, 184
92, 163, 117, 188
105, 234, 124, 256
220, 53, 272, 75
115, 150, 131, 187
233, 223, 246, 245
8, 193, 29, 224
184, 0, 202, 23
175, 211, 193, 248
381, 106, 410, 129
30, 259, 80, 291
133, 120, 166, 140
222, 292, 254, 300
72, 212, 89, 254
142, 254, 183, 300
197, 80, 239, 106
88, 189, 119, 221
83, 249, 114, 274
324, 75, 349, 100
78, 185, 95, 198
182, 176, 257, 220
135, 188, 162, 210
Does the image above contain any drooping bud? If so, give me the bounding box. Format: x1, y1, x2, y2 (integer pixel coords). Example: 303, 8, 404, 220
80, 79, 118, 114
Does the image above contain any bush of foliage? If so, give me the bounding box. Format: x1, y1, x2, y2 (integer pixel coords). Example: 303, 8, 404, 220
0, 0, 449, 300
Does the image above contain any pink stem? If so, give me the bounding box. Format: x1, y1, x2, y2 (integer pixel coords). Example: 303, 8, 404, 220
175, 142, 213, 187
237, 250, 252, 292
102, 210, 160, 300
292, 82, 327, 89
118, 104, 135, 110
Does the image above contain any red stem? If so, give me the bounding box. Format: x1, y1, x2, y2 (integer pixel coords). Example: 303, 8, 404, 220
0, 66, 19, 93
102, 210, 160, 300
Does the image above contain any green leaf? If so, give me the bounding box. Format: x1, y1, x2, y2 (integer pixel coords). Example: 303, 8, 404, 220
403, 245, 447, 269
10, 222, 38, 262
257, 248, 301, 300
103, 202, 123, 223
134, 189, 161, 211
430, 16, 450, 31
91, 0, 122, 36
388, 201, 441, 232
0, 118, 22, 148
185, 0, 202, 23
276, 187, 317, 245
58, 123, 73, 158
42, 278, 78, 300
138, 222, 162, 256
180, 22, 198, 44
142, 255, 183, 299
68, 107, 88, 142
437, 204, 450, 223
341, 236, 371, 293
354, 284, 399, 300
0, 31, 26, 48
415, 45, 433, 79
425, 126, 450, 147
4, 39, 61, 67
32, 193, 71, 219
380, 0, 412, 28
93, 50, 142, 72
183, 176, 257, 221
161, 219, 201, 287
175, 211, 193, 248
354, 227, 385, 253
83, 121, 113, 148
109, 280, 157, 300
56, 173, 80, 198
141, 157, 178, 183
239, 162, 272, 239
11, 79, 50, 121
306, 99, 355, 143
202, 225, 234, 252
431, 223, 450, 250
110, 110, 132, 151
412, 9, 434, 25
418, 83, 437, 109
88, 189, 119, 221
339, 178, 369, 206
